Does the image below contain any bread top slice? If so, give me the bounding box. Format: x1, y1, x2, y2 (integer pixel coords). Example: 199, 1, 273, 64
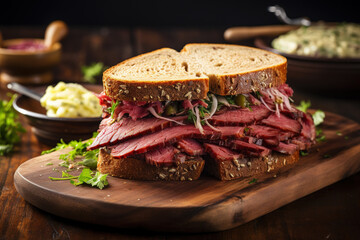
181, 43, 287, 96
103, 44, 287, 101
103, 48, 209, 102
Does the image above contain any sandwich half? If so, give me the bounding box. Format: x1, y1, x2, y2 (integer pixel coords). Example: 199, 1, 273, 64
89, 43, 316, 181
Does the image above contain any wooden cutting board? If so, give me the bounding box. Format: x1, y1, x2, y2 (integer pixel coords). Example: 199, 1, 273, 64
14, 111, 360, 233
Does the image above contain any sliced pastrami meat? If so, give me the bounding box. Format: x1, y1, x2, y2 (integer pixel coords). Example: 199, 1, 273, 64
272, 142, 299, 155
145, 145, 176, 167
261, 113, 302, 134
177, 139, 204, 156
111, 125, 245, 158
291, 136, 313, 150
209, 105, 270, 126
299, 112, 316, 141
89, 116, 186, 150
230, 140, 271, 157
204, 143, 243, 162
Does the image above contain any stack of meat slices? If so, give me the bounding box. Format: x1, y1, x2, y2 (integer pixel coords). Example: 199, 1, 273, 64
89, 91, 315, 181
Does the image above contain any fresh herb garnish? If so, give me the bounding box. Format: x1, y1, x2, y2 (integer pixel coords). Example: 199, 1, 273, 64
82, 62, 107, 83
42, 132, 99, 166
0, 94, 26, 156
41, 139, 69, 155
296, 100, 311, 113
44, 132, 107, 190
300, 150, 309, 156
78, 149, 99, 170
187, 109, 197, 123
108, 100, 120, 118
49, 168, 108, 190
312, 110, 325, 126
248, 178, 258, 184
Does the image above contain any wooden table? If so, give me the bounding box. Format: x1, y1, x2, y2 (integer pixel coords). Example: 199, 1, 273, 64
1, 26, 360, 239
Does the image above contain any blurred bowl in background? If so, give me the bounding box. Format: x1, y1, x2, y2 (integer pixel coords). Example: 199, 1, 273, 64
255, 37, 360, 94
0, 38, 61, 85
13, 84, 102, 146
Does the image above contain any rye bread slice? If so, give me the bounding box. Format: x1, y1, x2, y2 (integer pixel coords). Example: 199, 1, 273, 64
98, 148, 205, 181
102, 44, 287, 101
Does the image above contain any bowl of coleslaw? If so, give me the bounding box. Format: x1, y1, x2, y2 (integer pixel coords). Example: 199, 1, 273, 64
254, 22, 360, 94
12, 82, 103, 145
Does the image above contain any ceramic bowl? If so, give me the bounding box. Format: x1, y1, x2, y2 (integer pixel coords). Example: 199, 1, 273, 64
254, 37, 360, 95
13, 84, 103, 146
0, 38, 61, 85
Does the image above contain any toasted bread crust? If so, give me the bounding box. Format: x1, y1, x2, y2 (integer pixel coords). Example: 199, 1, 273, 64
209, 63, 287, 96
204, 151, 299, 181
102, 44, 287, 101
98, 148, 205, 181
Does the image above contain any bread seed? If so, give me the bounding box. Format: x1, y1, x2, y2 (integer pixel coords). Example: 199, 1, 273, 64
158, 86, 162, 89
229, 173, 234, 178
124, 90, 129, 94
166, 94, 170, 100
119, 89, 123, 94
196, 88, 201, 93
180, 176, 185, 181
247, 161, 251, 167
192, 164, 197, 170
137, 86, 142, 89
188, 177, 193, 181
133, 97, 137, 101
168, 168, 176, 173
240, 163, 246, 168
161, 90, 166, 96
120, 85, 127, 90
159, 173, 166, 179
232, 159, 240, 168
184, 91, 192, 99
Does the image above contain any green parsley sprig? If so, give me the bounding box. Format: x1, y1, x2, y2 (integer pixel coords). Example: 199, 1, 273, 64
41, 132, 99, 169
42, 132, 106, 189
49, 168, 108, 190
82, 62, 107, 84
0, 94, 26, 156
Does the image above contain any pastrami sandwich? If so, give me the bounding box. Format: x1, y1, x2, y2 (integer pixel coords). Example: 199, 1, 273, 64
88, 43, 316, 181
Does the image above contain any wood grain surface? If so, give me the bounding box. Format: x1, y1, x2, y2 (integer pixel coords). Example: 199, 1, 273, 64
13, 111, 360, 232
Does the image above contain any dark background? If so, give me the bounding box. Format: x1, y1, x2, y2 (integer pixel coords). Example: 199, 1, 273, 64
1, 0, 359, 28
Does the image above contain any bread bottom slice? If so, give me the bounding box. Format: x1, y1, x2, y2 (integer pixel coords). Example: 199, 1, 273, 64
98, 148, 205, 181
204, 151, 299, 181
